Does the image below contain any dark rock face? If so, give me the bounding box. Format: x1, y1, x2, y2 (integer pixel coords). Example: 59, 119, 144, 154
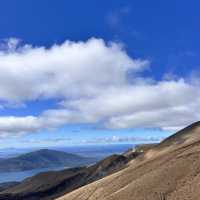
0, 153, 137, 200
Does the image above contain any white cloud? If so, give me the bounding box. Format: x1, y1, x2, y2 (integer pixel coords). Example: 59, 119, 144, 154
0, 38, 22, 52
0, 38, 199, 137
0, 38, 147, 102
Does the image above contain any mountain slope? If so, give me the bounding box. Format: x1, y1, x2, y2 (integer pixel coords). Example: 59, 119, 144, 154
0, 182, 19, 192
0, 154, 132, 200
57, 121, 200, 200
0, 149, 94, 172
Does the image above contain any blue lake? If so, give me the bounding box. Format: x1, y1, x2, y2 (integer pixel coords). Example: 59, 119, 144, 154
0, 167, 65, 183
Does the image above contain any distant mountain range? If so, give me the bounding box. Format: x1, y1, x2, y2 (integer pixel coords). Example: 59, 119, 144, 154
0, 149, 96, 172
0, 144, 148, 200
0, 154, 135, 200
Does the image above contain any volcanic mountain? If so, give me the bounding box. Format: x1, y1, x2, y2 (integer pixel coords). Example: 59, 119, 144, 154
56, 121, 200, 200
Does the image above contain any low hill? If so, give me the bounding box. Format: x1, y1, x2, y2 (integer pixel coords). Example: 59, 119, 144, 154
0, 149, 95, 172
56, 121, 200, 200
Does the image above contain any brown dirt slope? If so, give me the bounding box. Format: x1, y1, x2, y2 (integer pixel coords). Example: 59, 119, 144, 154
57, 121, 200, 200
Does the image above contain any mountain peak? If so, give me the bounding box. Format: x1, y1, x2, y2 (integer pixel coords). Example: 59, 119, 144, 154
158, 121, 200, 149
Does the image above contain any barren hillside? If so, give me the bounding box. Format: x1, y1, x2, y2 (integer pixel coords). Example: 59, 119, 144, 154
57, 122, 200, 200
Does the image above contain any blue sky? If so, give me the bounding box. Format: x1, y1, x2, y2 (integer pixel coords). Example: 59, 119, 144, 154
0, 0, 199, 148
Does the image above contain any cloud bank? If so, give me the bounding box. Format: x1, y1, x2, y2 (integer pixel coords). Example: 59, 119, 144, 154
0, 38, 199, 137
81, 135, 163, 144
